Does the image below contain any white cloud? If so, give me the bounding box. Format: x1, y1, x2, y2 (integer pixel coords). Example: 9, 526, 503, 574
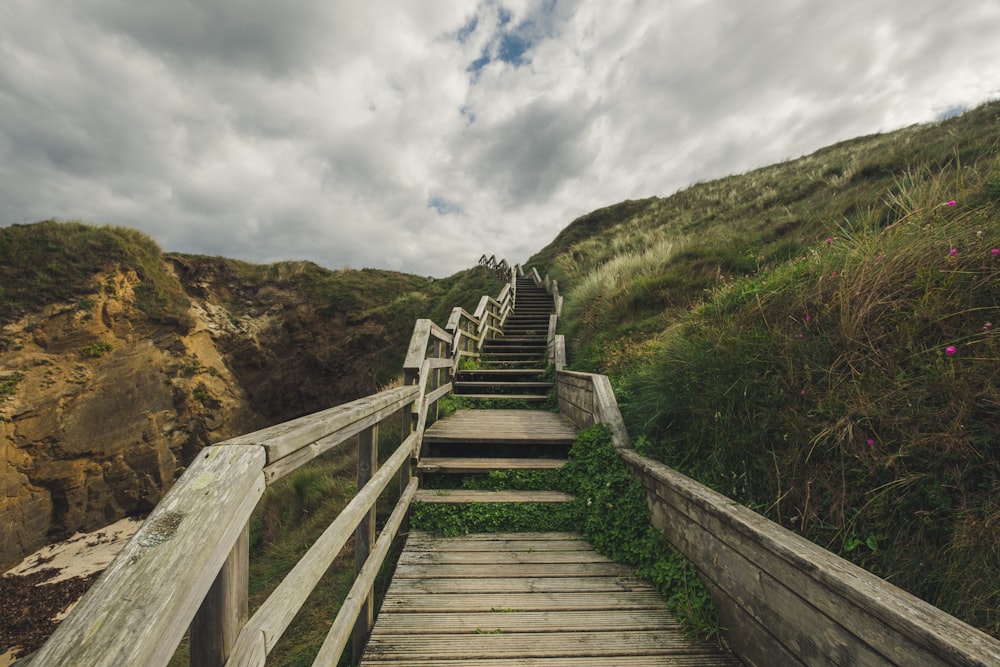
2, 0, 999, 276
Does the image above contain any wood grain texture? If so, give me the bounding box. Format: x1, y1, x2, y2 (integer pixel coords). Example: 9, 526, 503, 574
417, 457, 566, 473
423, 410, 577, 445
190, 524, 249, 667
413, 489, 575, 504
29, 445, 267, 667
621, 448, 1000, 667
226, 435, 414, 664
360, 532, 738, 665
223, 385, 418, 467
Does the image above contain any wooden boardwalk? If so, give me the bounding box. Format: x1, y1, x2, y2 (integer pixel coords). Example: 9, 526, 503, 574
360, 532, 741, 666
422, 409, 578, 445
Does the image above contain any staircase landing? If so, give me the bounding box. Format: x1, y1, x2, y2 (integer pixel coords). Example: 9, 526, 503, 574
360, 532, 741, 666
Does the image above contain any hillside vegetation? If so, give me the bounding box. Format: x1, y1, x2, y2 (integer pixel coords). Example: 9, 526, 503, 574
528, 101, 1000, 636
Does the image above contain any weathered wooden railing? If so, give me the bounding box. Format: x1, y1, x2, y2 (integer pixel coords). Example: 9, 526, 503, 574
556, 370, 1000, 667
27, 263, 542, 667
478, 253, 513, 284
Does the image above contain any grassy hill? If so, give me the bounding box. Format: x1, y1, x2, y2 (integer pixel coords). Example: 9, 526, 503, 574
528, 101, 1000, 636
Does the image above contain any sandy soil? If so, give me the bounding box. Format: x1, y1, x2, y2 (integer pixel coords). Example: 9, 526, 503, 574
1, 516, 144, 664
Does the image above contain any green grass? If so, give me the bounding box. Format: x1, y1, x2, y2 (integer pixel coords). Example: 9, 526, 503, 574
410, 425, 722, 641
0, 220, 192, 326
0, 372, 24, 399
530, 101, 1000, 637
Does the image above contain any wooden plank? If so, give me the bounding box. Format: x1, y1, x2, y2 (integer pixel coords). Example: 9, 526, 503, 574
391, 562, 633, 579
361, 657, 738, 667
315, 478, 418, 666
190, 524, 249, 667
403, 535, 583, 551
377, 576, 654, 593
372, 610, 683, 633
352, 424, 379, 664
379, 591, 669, 613
396, 550, 612, 566
364, 630, 705, 658
424, 382, 453, 406
29, 445, 266, 667
413, 489, 575, 504
223, 385, 418, 465
226, 435, 413, 663
404, 531, 584, 542
426, 320, 453, 344
402, 319, 432, 373
417, 457, 566, 473
621, 448, 1000, 667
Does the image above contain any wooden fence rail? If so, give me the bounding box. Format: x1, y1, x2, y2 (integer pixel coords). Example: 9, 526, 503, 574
555, 371, 1000, 667
25, 259, 562, 666
27, 263, 527, 667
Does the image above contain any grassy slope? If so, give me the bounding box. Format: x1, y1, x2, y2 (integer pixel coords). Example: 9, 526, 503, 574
528, 101, 1000, 636
0, 220, 192, 326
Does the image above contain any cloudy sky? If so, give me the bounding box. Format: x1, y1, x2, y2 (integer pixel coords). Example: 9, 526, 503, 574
2, 1, 999, 277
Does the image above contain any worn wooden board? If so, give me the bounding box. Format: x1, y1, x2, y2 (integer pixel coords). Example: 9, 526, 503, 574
223, 385, 418, 466
29, 445, 267, 667
391, 562, 633, 579
361, 532, 739, 665
376, 576, 655, 593
396, 549, 612, 566
404, 535, 584, 551
413, 489, 575, 504
621, 448, 1000, 667
423, 410, 577, 444
417, 457, 567, 474
357, 657, 738, 667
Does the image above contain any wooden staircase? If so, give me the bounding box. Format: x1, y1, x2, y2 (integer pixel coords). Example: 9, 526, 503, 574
452, 276, 554, 402
416, 277, 573, 506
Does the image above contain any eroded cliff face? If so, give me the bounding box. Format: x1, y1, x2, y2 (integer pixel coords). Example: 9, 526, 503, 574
1, 258, 405, 569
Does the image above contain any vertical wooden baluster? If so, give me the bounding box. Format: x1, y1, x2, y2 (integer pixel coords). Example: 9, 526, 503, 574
190, 524, 249, 667
352, 424, 378, 665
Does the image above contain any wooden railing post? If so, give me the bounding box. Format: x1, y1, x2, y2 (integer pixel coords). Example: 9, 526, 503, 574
352, 424, 379, 664
190, 524, 250, 667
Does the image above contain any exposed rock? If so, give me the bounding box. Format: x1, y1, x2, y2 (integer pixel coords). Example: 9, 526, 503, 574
0, 258, 408, 569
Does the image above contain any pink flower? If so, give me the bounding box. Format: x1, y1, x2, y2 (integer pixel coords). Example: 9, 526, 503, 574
825, 237, 834, 244
949, 248, 958, 256
866, 438, 875, 447
830, 271, 838, 278
984, 322, 993, 331
800, 389, 807, 396
992, 248, 999, 257
804, 314, 812, 322
946, 200, 956, 207
945, 346, 957, 356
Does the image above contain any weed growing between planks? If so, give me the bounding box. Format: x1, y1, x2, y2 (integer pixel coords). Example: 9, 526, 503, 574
410, 425, 723, 641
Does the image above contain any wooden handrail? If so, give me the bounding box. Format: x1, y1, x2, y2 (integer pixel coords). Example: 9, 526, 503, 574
556, 370, 1000, 667
28, 256, 537, 666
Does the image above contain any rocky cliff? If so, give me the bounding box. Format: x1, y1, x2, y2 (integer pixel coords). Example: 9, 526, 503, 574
0, 232, 466, 569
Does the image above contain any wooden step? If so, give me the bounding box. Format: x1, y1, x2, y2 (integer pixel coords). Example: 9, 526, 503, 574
454, 381, 553, 391
413, 489, 575, 504
448, 393, 550, 402
456, 368, 547, 377
423, 410, 577, 444
417, 457, 567, 473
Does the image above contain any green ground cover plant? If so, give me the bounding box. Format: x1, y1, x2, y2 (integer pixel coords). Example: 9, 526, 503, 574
0, 221, 192, 326
529, 101, 1000, 637
411, 425, 722, 640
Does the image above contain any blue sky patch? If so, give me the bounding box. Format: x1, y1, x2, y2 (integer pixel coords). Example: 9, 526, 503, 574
428, 196, 463, 216
935, 105, 966, 121
456, 16, 478, 44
